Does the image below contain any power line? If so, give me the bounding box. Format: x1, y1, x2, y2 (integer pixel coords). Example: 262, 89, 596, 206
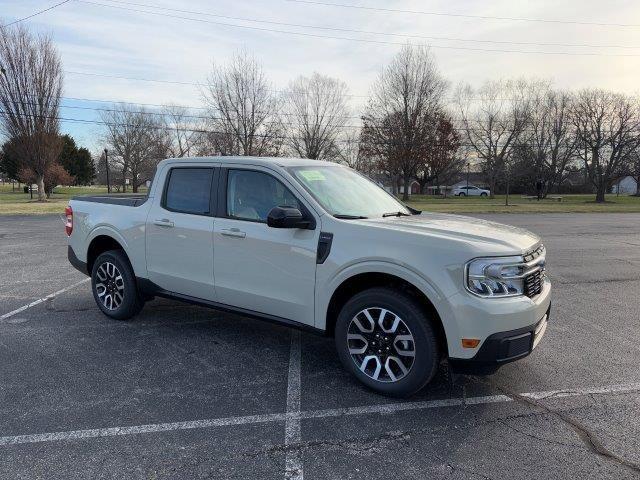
286, 0, 640, 28
2, 107, 600, 139
75, 0, 640, 57
11, 94, 577, 129
60, 95, 207, 110
63, 70, 370, 98
55, 93, 522, 112
2, 0, 72, 28
52, 103, 547, 129
65, 70, 204, 86
92, 0, 640, 50
4, 97, 533, 128
7, 95, 585, 131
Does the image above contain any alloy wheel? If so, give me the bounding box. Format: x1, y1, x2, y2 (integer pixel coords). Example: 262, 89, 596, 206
347, 307, 416, 383
95, 261, 125, 310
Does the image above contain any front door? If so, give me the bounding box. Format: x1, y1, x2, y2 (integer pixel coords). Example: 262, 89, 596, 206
213, 167, 319, 326
146, 165, 217, 301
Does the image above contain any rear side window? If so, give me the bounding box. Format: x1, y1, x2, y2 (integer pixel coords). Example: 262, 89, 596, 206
164, 168, 213, 215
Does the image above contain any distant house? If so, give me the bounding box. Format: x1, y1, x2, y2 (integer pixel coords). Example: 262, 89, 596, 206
370, 174, 420, 196
399, 180, 420, 196
613, 176, 638, 194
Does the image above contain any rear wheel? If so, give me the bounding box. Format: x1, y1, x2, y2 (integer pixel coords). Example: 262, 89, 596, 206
91, 250, 144, 320
335, 287, 440, 397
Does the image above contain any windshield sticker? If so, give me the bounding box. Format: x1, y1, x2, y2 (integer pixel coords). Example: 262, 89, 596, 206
299, 170, 326, 182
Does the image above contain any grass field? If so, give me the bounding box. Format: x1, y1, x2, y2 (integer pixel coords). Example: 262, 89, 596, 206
0, 184, 145, 215
404, 193, 640, 214
1, 183, 639, 215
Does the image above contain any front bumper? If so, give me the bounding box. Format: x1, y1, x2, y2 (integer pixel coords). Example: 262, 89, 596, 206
449, 305, 550, 375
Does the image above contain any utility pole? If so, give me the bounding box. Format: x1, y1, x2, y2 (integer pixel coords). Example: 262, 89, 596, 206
104, 148, 111, 194
466, 163, 470, 190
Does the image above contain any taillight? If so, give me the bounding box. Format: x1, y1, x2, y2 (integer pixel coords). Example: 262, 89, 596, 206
65, 206, 73, 236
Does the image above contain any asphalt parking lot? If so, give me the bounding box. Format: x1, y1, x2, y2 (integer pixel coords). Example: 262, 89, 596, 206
1, 213, 639, 479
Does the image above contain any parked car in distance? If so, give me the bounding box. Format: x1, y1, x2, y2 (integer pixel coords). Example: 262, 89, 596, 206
453, 185, 490, 197
66, 157, 550, 397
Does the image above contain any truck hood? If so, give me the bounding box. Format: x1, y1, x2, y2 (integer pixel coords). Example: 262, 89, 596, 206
355, 213, 540, 253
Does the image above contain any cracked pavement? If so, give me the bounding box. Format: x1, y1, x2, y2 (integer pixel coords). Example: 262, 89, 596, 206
1, 213, 639, 479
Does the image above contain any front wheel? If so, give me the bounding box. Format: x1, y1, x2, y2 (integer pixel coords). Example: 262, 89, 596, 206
480, 192, 488, 197
335, 287, 440, 397
91, 250, 144, 320
458, 192, 466, 196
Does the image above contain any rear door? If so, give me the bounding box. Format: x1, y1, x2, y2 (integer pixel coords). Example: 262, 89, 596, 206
212, 166, 320, 326
146, 164, 219, 300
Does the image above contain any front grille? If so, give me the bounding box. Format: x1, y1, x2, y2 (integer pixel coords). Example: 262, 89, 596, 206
524, 270, 543, 298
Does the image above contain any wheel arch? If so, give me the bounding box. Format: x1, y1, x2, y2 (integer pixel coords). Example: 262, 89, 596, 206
86, 233, 128, 274
324, 270, 449, 357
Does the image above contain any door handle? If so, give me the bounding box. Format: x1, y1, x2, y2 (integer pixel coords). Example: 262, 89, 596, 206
221, 228, 246, 238
153, 219, 174, 228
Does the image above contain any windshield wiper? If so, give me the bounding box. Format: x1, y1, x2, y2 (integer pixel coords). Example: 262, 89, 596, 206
334, 214, 368, 219
382, 211, 411, 217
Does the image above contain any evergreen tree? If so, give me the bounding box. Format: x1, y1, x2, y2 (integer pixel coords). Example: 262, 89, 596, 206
57, 134, 95, 185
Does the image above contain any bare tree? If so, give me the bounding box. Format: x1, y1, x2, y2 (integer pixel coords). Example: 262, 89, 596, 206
336, 130, 363, 169
283, 72, 350, 160
362, 45, 447, 200
631, 149, 640, 196
101, 104, 166, 193
416, 113, 462, 195
202, 51, 283, 156
162, 104, 198, 158
0, 25, 63, 201
360, 115, 401, 194
456, 79, 531, 198
571, 89, 640, 202
193, 129, 237, 156
525, 86, 578, 196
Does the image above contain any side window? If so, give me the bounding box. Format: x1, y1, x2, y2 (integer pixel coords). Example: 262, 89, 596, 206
164, 168, 213, 215
227, 169, 301, 222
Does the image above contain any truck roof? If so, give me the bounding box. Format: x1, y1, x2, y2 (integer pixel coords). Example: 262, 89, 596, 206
159, 156, 340, 169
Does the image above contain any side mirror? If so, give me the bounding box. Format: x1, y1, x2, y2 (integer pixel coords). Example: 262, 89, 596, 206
267, 206, 310, 229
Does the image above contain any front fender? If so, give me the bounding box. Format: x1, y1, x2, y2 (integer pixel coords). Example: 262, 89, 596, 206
315, 259, 453, 332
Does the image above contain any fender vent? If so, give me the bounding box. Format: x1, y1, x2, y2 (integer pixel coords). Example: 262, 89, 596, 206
316, 232, 333, 264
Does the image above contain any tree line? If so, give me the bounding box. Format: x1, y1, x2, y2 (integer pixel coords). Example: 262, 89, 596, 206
1, 24, 639, 202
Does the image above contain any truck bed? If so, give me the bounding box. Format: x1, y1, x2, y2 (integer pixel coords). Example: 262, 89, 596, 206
72, 194, 149, 207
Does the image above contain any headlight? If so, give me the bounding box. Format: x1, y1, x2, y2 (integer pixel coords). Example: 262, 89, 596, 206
465, 256, 527, 297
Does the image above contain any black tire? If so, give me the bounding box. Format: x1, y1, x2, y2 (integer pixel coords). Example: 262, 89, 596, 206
335, 287, 440, 397
480, 192, 488, 197
91, 250, 144, 320
458, 192, 466, 196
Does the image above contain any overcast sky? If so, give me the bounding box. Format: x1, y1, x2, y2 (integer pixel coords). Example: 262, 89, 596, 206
3, 0, 640, 150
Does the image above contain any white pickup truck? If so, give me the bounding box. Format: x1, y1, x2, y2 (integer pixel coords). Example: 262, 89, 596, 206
66, 157, 550, 396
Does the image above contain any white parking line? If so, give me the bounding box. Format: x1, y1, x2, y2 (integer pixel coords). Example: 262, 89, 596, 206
0, 413, 287, 446
284, 330, 303, 480
0, 278, 90, 321
1, 382, 638, 447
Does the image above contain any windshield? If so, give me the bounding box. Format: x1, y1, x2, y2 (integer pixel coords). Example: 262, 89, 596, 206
289, 165, 410, 218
